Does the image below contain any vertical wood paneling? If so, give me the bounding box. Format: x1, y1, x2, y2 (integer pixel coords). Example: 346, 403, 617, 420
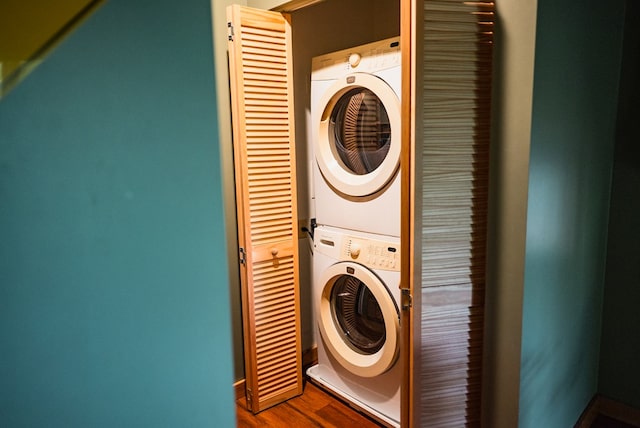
420, 0, 494, 426
227, 5, 302, 414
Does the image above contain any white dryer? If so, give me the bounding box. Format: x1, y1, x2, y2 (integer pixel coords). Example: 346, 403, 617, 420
311, 37, 401, 237
307, 226, 401, 428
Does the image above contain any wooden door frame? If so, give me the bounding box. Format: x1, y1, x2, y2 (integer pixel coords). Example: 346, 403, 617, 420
400, 1, 421, 427
219, 0, 420, 421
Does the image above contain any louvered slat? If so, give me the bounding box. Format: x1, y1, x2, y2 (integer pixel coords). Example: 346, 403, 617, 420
227, 5, 302, 414
420, 0, 494, 426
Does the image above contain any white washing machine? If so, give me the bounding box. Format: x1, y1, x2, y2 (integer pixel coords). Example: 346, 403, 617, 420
311, 37, 401, 237
307, 226, 401, 427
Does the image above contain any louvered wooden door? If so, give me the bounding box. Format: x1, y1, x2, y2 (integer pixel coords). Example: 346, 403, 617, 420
226, 4, 303, 413
401, 0, 495, 426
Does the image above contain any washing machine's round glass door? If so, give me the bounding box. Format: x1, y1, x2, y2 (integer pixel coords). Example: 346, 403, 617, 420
316, 73, 401, 197
332, 275, 386, 354
318, 261, 400, 378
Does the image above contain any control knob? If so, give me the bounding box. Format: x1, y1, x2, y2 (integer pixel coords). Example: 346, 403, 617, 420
350, 243, 361, 259
348, 53, 361, 68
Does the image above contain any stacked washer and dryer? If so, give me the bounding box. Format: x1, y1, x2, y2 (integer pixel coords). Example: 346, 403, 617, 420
306, 37, 402, 428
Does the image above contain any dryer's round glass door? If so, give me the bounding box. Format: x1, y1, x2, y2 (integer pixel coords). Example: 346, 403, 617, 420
316, 73, 401, 197
331, 275, 386, 354
330, 88, 391, 176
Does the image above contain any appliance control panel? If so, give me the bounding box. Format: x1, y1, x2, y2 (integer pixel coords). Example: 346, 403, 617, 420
342, 236, 400, 272
311, 37, 400, 80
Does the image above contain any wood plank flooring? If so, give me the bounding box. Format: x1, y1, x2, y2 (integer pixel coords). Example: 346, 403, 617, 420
236, 381, 384, 427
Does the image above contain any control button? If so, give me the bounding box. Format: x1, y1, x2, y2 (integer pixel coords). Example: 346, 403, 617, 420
348, 53, 361, 68
350, 243, 361, 259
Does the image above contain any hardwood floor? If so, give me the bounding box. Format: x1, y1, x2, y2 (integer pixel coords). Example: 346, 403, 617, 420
236, 381, 384, 427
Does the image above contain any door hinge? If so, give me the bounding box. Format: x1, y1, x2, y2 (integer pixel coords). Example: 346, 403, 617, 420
239, 247, 246, 265
227, 22, 234, 41
401, 288, 412, 311
246, 387, 253, 410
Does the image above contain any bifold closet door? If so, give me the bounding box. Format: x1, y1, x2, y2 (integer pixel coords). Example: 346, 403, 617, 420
227, 4, 303, 413
401, 0, 495, 426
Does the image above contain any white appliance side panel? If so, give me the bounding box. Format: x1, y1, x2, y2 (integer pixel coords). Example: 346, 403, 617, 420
313, 162, 401, 238
309, 336, 401, 427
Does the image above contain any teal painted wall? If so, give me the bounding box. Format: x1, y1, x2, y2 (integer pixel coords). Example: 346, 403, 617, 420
0, 1, 236, 427
519, 0, 625, 426
599, 0, 640, 409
